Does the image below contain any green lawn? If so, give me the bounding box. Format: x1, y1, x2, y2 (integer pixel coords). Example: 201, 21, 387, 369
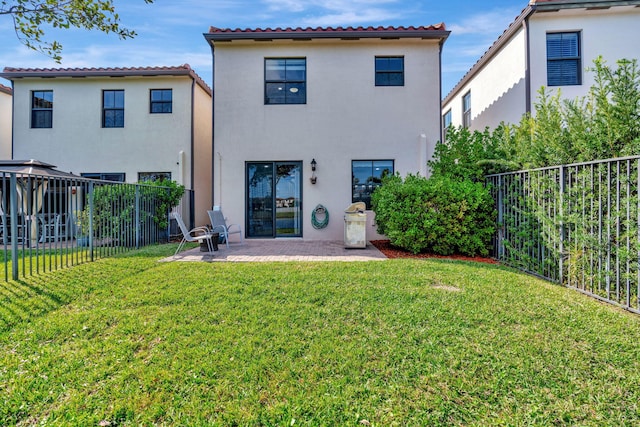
1, 244, 640, 426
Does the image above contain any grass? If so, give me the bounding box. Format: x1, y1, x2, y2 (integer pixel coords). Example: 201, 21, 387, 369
1, 244, 640, 426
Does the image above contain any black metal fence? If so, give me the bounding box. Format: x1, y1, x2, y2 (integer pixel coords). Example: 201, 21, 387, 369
0, 172, 193, 281
487, 155, 640, 314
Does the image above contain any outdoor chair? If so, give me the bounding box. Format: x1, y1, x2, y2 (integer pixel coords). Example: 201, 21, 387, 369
173, 212, 215, 255
38, 213, 63, 243
207, 207, 243, 248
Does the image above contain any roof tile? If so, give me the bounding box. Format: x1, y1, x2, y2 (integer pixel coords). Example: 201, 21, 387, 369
1, 64, 211, 95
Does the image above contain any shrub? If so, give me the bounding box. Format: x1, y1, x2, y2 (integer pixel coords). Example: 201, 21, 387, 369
372, 174, 496, 256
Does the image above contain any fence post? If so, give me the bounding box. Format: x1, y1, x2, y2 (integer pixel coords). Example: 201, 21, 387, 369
9, 173, 18, 281
135, 186, 141, 249
559, 165, 565, 285
88, 181, 94, 262
497, 176, 504, 259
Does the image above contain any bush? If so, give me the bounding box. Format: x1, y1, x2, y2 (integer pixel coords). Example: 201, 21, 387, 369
372, 174, 496, 256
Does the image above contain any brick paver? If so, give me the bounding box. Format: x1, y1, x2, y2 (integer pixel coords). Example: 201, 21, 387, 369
162, 240, 387, 262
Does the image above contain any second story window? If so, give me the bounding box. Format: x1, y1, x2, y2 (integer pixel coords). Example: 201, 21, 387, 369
150, 89, 172, 113
547, 32, 581, 86
462, 91, 471, 129
31, 90, 53, 128
265, 58, 306, 104
442, 109, 452, 139
103, 90, 124, 128
375, 57, 404, 86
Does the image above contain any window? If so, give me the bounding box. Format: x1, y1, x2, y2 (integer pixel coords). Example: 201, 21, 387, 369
102, 90, 124, 127
138, 172, 171, 182
442, 109, 452, 139
352, 160, 394, 209
81, 172, 125, 182
31, 90, 53, 128
375, 57, 404, 86
265, 58, 306, 104
462, 91, 471, 129
150, 89, 172, 113
547, 32, 581, 86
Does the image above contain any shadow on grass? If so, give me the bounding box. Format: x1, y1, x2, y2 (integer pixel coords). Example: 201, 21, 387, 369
0, 243, 179, 332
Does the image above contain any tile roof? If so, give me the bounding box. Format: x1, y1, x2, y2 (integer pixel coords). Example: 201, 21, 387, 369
0, 64, 211, 95
0, 83, 11, 95
205, 25, 449, 42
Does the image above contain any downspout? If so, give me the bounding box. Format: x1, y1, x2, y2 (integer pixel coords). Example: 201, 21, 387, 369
210, 41, 216, 207
438, 38, 444, 145
524, 4, 536, 115
190, 77, 196, 228
10, 81, 15, 159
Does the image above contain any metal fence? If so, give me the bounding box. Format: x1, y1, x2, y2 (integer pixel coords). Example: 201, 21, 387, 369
487, 155, 640, 314
0, 171, 193, 281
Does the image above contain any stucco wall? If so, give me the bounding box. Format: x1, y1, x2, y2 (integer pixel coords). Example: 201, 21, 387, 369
528, 6, 640, 101
442, 27, 527, 131
11, 76, 197, 185
213, 38, 443, 240
192, 82, 213, 227
0, 89, 12, 159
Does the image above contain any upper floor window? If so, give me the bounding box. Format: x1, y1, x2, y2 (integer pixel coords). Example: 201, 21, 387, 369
442, 109, 452, 139
462, 91, 471, 128
547, 32, 581, 86
352, 160, 394, 209
265, 58, 306, 104
150, 89, 172, 113
375, 57, 404, 86
103, 90, 124, 128
81, 172, 125, 182
31, 90, 53, 128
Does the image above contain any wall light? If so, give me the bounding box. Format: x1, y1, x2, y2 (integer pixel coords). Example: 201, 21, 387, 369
310, 158, 317, 184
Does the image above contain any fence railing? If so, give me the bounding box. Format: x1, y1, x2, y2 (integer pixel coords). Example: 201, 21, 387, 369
0, 172, 193, 281
487, 155, 640, 314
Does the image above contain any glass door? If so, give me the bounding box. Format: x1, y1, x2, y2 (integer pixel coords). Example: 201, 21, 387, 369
246, 161, 302, 238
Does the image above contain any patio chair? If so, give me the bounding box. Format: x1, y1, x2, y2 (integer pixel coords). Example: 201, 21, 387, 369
173, 212, 215, 255
207, 207, 243, 248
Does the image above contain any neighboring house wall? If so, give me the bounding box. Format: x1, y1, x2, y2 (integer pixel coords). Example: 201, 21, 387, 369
443, 28, 527, 131
528, 5, 640, 101
1, 67, 213, 226
0, 84, 11, 159
208, 26, 448, 241
443, 1, 640, 132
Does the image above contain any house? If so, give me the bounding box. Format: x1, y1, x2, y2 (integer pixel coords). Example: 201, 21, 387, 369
0, 83, 11, 159
204, 25, 450, 241
442, 0, 640, 132
0, 65, 213, 226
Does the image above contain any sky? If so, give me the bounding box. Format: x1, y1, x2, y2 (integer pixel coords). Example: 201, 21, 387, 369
0, 0, 525, 96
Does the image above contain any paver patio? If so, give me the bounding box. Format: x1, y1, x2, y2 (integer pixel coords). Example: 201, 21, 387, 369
162, 239, 387, 262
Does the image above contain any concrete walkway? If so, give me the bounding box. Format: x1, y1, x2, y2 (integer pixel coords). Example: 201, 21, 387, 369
162, 239, 388, 262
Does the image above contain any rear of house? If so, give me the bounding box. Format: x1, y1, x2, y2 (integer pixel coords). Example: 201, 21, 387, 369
1, 65, 213, 226
442, 0, 640, 132
205, 25, 449, 241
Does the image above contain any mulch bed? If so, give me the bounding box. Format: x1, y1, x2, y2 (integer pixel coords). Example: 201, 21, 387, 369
370, 240, 499, 265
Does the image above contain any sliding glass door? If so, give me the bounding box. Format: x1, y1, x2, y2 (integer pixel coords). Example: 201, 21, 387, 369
246, 161, 302, 238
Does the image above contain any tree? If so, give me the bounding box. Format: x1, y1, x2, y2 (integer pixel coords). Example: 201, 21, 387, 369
1, 0, 153, 62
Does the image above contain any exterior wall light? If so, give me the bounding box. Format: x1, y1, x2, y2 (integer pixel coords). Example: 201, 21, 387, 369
310, 158, 317, 184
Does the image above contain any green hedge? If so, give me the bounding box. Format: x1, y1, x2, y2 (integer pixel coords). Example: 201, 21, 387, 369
372, 174, 496, 256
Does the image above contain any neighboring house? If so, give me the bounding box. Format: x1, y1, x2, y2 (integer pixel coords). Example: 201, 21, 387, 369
0, 83, 11, 159
204, 25, 449, 240
442, 0, 640, 132
0, 65, 213, 226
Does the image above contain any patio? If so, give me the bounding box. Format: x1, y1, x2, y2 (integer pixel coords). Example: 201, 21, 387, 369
164, 239, 388, 262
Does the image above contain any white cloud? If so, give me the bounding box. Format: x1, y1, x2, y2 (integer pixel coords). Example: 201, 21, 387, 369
448, 7, 521, 36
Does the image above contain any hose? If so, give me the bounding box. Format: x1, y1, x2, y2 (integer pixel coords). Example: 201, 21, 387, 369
311, 204, 329, 229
